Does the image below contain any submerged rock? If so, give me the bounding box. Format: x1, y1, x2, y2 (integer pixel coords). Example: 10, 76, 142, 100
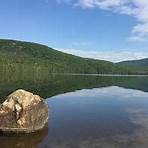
0, 89, 49, 134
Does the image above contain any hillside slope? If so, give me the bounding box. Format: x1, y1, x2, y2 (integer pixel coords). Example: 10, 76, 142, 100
118, 58, 148, 67
118, 58, 148, 74
0, 39, 145, 74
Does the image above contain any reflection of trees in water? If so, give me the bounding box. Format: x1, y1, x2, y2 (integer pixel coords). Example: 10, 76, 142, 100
0, 68, 148, 102
0, 71, 148, 148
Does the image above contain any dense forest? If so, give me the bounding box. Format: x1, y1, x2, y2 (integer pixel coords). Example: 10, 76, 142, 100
0, 39, 147, 75
118, 58, 148, 71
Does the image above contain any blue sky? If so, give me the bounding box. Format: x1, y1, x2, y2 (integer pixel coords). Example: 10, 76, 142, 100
0, 0, 148, 62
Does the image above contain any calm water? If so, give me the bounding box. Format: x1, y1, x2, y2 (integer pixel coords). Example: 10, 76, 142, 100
1, 74, 148, 148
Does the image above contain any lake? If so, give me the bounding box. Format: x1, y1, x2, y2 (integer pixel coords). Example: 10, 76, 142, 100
0, 74, 148, 148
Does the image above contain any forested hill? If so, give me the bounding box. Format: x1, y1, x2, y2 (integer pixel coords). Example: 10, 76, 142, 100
118, 58, 148, 68
117, 58, 148, 74
0, 39, 147, 74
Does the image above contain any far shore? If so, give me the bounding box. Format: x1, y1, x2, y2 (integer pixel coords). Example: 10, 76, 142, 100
50, 73, 148, 77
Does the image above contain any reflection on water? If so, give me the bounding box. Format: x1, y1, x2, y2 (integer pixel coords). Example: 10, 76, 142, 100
41, 87, 148, 148
0, 127, 48, 148
0, 70, 148, 101
0, 72, 148, 147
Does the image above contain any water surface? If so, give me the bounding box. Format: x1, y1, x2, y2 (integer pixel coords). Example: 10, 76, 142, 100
0, 74, 148, 148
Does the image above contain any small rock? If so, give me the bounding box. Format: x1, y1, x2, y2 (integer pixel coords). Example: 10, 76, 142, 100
0, 89, 49, 134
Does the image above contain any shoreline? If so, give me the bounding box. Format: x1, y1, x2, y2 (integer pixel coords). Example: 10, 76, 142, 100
50, 73, 148, 77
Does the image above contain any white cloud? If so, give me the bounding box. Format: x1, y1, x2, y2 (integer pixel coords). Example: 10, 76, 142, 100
56, 48, 148, 62
57, 0, 148, 42
77, 0, 121, 9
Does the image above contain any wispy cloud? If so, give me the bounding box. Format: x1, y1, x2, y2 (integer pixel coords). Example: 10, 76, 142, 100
56, 48, 148, 62
57, 0, 148, 42
72, 41, 91, 46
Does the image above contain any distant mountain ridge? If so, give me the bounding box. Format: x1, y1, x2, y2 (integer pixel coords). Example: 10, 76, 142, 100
118, 58, 148, 68
0, 39, 147, 75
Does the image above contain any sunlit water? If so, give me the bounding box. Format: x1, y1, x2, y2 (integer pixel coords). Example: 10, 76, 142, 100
1, 75, 148, 148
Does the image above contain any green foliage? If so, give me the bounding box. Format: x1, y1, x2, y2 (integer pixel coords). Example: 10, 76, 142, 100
0, 70, 148, 102
118, 59, 148, 74
0, 39, 146, 74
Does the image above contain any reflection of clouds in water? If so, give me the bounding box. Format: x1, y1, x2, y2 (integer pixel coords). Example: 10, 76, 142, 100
53, 86, 148, 99
41, 120, 148, 148
46, 87, 148, 148
40, 134, 135, 148
126, 108, 148, 147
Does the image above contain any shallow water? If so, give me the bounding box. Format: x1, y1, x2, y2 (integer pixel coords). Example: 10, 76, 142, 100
1, 75, 148, 148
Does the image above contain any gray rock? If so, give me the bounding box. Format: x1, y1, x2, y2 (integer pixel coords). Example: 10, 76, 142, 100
0, 89, 49, 134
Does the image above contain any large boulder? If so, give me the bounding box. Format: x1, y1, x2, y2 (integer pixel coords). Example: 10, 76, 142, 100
0, 89, 49, 134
